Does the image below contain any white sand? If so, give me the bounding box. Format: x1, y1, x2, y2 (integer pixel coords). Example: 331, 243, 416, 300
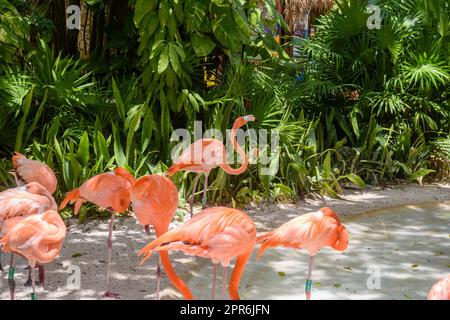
0, 182, 449, 300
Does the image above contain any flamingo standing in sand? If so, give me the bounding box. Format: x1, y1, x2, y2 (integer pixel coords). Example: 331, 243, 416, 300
0, 182, 57, 299
2, 152, 58, 285
167, 115, 256, 217
0, 209, 67, 300
428, 275, 450, 300
256, 207, 349, 300
138, 206, 257, 300
131, 174, 193, 300
59, 167, 136, 298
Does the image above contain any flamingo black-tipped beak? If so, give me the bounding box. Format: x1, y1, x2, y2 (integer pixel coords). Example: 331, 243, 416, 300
243, 115, 257, 123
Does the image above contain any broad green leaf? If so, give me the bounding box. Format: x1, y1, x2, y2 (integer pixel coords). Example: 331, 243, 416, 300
112, 78, 125, 122
160, 93, 170, 140
137, 13, 159, 55
396, 162, 412, 175
141, 108, 154, 153
171, 42, 185, 62
77, 131, 90, 167
188, 93, 199, 112
85, 0, 102, 5
158, 46, 170, 74
323, 152, 331, 179
15, 86, 33, 151
232, 4, 250, 38
192, 93, 205, 107
186, 0, 208, 32
191, 32, 216, 57
176, 88, 189, 112
172, 0, 184, 22
351, 112, 360, 138
112, 122, 127, 166
126, 110, 142, 159
212, 14, 241, 52
345, 173, 366, 188
266, 151, 280, 177
249, 8, 261, 26
53, 136, 63, 169
159, 0, 169, 27
25, 90, 47, 146
68, 154, 83, 188
46, 118, 61, 142
409, 168, 435, 182
97, 131, 110, 160
134, 0, 157, 26
168, 43, 180, 73
167, 10, 178, 39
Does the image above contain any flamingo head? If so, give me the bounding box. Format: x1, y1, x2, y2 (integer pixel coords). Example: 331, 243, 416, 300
233, 115, 256, 129
334, 225, 349, 251
242, 115, 256, 122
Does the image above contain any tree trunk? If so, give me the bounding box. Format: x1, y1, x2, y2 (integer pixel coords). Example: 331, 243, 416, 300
77, 0, 93, 60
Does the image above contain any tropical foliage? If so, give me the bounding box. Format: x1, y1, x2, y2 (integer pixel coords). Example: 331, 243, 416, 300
0, 0, 448, 219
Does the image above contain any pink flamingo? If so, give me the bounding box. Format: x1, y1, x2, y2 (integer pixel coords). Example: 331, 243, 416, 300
428, 275, 450, 300
0, 182, 57, 299
0, 209, 66, 300
11, 152, 57, 194
138, 206, 257, 300
7, 152, 58, 286
256, 207, 349, 300
59, 167, 136, 298
167, 115, 256, 217
131, 174, 193, 300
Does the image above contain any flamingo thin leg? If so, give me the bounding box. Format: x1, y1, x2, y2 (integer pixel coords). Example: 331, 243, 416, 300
25, 264, 45, 287
211, 263, 218, 300
305, 255, 315, 300
156, 255, 161, 300
30, 265, 36, 300
8, 253, 16, 300
202, 173, 209, 208
104, 211, 119, 298
145, 226, 161, 300
189, 174, 200, 218
221, 265, 228, 300
25, 267, 31, 286
38, 264, 45, 289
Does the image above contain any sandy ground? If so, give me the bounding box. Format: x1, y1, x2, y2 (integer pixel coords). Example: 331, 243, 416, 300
0, 182, 449, 300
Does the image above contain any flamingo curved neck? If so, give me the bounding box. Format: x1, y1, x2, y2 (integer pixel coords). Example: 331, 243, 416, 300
36, 187, 57, 211
48, 194, 58, 211
220, 120, 248, 175
154, 225, 194, 300
121, 172, 137, 186
228, 251, 252, 300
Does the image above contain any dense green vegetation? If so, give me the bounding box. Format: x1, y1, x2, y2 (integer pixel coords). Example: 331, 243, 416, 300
0, 0, 449, 218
